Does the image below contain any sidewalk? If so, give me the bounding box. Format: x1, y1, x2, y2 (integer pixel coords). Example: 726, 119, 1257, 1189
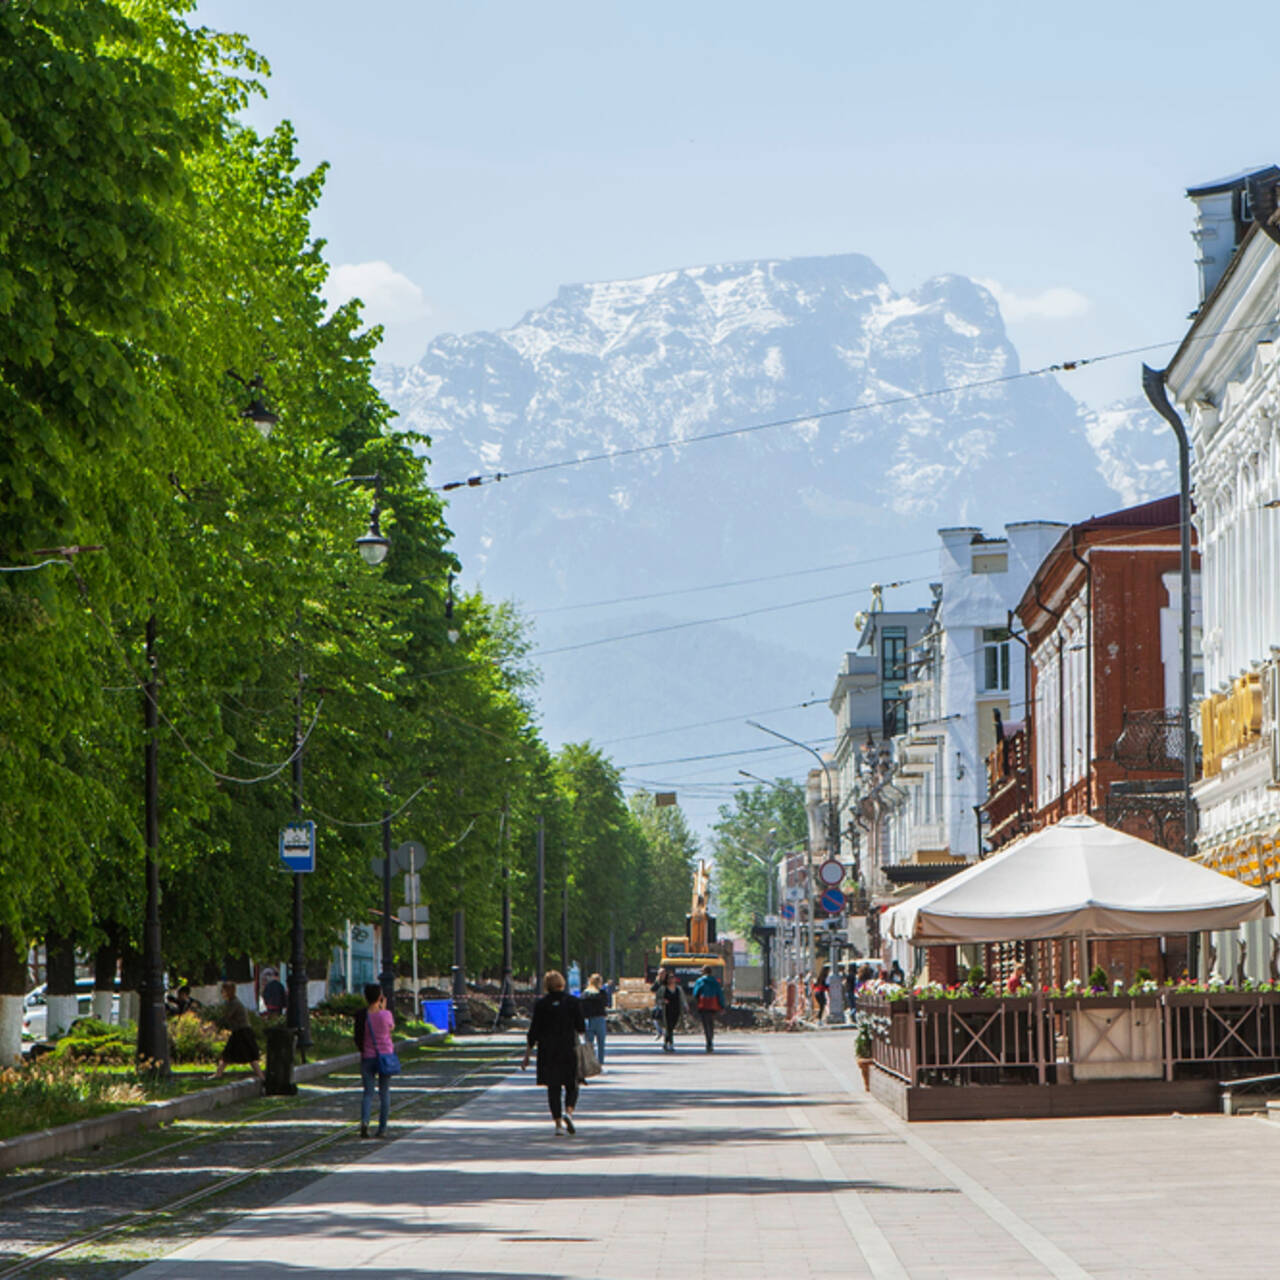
125, 1031, 1280, 1279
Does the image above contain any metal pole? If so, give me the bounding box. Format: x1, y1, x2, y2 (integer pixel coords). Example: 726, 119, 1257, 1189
451, 908, 471, 1029
137, 614, 169, 1074
287, 661, 311, 1053
410, 865, 419, 1005
561, 871, 570, 979
536, 815, 545, 980
379, 785, 394, 997
499, 802, 515, 1020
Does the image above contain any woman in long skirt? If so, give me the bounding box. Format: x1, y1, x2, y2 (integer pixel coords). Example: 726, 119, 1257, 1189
523, 970, 585, 1135
214, 981, 262, 1083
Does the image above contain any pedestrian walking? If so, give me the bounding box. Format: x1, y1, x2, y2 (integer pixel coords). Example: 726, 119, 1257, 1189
354, 982, 396, 1139
812, 965, 830, 1022
650, 966, 669, 1040
523, 970, 586, 1135
691, 964, 725, 1052
660, 970, 687, 1052
580, 972, 609, 1067
260, 967, 286, 1018
213, 982, 262, 1083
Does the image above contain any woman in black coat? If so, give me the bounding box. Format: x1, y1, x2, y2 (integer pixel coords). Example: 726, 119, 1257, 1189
522, 970, 586, 1135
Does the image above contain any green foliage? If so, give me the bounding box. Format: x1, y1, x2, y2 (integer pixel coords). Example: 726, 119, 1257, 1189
709, 780, 807, 937
48, 1019, 136, 1065
1134, 966, 1153, 984
0, 1061, 146, 1141
966, 965, 986, 988
168, 1012, 222, 1063
316, 993, 367, 1018
1089, 965, 1110, 990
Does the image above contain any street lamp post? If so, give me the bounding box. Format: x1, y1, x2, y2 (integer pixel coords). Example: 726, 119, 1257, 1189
746, 721, 840, 992
137, 614, 169, 1074
498, 798, 516, 1021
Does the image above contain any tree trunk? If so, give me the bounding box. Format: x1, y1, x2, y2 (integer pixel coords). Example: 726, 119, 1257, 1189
119, 944, 143, 1026
93, 939, 119, 1023
0, 927, 27, 1066
45, 929, 78, 1037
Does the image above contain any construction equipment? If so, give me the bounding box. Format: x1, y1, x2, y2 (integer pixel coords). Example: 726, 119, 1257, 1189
657, 861, 731, 994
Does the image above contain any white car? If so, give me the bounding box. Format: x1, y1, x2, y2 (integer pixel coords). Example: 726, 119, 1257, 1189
22, 980, 117, 1040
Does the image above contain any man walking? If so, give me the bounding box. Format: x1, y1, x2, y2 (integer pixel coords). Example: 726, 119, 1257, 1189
692, 965, 726, 1053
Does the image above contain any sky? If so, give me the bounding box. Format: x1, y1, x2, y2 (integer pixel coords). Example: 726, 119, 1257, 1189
195, 1, 1280, 408
190, 2, 1278, 838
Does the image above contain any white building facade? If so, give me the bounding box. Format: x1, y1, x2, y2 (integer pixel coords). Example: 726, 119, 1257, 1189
1164, 166, 1280, 978
888, 522, 1066, 870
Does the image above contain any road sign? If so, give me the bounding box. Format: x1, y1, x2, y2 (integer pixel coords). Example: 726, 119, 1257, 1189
404, 873, 420, 902
399, 905, 429, 923
369, 856, 387, 879
398, 923, 430, 940
820, 887, 846, 915
762, 914, 780, 928
781, 902, 796, 921
280, 821, 315, 873
654, 792, 678, 807
785, 885, 804, 903
394, 840, 426, 872
817, 859, 846, 887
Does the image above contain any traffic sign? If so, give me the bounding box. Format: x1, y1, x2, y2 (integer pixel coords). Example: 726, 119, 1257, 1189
394, 840, 426, 872
817, 859, 846, 887
404, 873, 420, 902
781, 902, 796, 921
762, 914, 780, 928
785, 885, 804, 903
280, 821, 315, 873
369, 855, 387, 879
820, 887, 846, 915
398, 923, 430, 940
399, 905, 429, 923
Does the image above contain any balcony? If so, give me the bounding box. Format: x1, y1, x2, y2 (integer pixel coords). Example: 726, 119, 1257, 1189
1111, 708, 1194, 774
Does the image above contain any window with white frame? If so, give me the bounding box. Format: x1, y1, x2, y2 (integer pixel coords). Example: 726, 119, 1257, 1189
981, 627, 1011, 693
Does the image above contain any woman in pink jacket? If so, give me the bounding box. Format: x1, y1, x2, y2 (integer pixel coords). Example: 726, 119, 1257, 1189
355, 982, 396, 1138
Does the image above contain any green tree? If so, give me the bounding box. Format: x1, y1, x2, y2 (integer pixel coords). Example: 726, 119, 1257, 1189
629, 793, 699, 969
710, 780, 807, 936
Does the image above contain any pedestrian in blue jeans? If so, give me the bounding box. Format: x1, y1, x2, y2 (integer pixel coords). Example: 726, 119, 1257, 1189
353, 982, 395, 1138
580, 973, 609, 1067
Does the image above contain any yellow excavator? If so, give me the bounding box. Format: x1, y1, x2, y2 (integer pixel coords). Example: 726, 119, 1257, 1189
657, 861, 731, 994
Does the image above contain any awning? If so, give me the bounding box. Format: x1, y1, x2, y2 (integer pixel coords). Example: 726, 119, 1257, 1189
885, 815, 1270, 945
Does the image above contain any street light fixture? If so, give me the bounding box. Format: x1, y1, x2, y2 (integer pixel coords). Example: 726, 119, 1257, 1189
227, 371, 278, 439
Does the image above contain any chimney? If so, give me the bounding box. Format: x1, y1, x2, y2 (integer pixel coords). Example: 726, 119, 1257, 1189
1186, 166, 1279, 303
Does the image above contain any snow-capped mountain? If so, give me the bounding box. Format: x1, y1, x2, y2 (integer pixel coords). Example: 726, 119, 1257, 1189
375, 253, 1168, 821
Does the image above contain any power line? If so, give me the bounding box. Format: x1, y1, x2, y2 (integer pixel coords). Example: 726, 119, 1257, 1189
533, 577, 924, 658
433, 321, 1279, 494
595, 698, 827, 746
531, 544, 940, 615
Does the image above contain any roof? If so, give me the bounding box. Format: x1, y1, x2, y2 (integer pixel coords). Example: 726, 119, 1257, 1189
1073, 493, 1181, 535
1186, 166, 1279, 197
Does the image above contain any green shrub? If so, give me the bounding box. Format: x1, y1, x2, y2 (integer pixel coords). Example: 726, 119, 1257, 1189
1088, 965, 1109, 990
966, 965, 986, 988
48, 1020, 136, 1065
169, 1012, 223, 1063
316, 993, 365, 1018
1134, 966, 1153, 983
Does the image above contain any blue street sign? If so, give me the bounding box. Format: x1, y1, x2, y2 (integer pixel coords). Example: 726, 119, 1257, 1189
280, 821, 316, 873
820, 887, 846, 915
781, 902, 796, 920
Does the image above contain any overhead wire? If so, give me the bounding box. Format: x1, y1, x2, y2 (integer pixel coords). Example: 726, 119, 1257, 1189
433, 319, 1280, 494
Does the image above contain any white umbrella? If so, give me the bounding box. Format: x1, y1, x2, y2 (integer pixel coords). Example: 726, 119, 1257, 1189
885, 815, 1269, 945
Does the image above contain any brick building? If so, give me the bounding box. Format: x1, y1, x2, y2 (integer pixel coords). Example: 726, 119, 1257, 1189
1003, 494, 1201, 983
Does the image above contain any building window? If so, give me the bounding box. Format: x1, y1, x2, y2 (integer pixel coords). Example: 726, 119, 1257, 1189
881, 627, 907, 681
972, 552, 1008, 575
882, 696, 907, 738
982, 628, 1011, 692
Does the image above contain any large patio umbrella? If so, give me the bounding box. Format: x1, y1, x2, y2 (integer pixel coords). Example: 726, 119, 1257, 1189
885, 815, 1269, 945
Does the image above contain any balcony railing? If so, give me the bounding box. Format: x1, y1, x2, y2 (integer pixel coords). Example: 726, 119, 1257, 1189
1111, 708, 1193, 773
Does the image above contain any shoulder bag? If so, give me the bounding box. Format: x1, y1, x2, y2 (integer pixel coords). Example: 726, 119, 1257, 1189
576, 1036, 602, 1081
377, 1050, 402, 1076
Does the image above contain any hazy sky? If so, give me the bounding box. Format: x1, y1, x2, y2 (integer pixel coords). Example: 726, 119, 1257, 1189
195, 1, 1279, 408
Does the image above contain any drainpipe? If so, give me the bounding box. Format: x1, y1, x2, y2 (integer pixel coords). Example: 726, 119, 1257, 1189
1068, 528, 1093, 814
1007, 610, 1033, 834
1141, 364, 1196, 861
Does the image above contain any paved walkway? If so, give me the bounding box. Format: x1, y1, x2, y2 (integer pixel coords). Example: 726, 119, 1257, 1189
127, 1031, 1280, 1279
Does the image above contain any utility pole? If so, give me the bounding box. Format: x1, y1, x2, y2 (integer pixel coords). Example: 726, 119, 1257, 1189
288, 662, 311, 1054
561, 871, 570, 978
535, 815, 545, 981
451, 907, 471, 1030
137, 615, 169, 1074
498, 800, 515, 1020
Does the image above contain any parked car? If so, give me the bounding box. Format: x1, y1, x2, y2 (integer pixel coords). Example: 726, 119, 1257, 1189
23, 979, 118, 1040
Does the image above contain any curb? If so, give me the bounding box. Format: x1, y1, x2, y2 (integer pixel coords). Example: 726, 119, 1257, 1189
0, 1031, 449, 1173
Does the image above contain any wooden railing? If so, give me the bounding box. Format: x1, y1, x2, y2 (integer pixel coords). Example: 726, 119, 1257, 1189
861, 990, 1280, 1087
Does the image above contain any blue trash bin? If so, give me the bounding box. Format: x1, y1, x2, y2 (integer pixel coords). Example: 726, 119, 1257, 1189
421, 998, 454, 1031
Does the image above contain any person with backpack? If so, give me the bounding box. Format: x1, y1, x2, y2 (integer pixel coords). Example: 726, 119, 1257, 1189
579, 972, 610, 1067
691, 965, 726, 1052
354, 982, 397, 1139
